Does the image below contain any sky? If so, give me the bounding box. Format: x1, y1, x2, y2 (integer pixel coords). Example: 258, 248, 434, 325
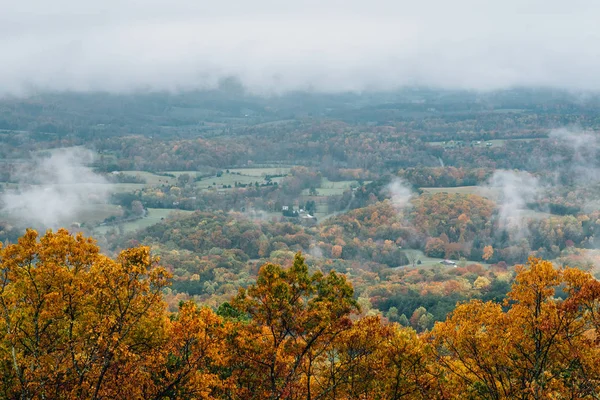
2, 0, 600, 94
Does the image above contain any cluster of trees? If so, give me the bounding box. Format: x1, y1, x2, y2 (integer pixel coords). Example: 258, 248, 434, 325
2, 230, 600, 399
398, 167, 491, 187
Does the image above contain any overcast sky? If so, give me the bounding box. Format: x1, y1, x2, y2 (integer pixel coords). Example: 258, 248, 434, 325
2, 0, 599, 94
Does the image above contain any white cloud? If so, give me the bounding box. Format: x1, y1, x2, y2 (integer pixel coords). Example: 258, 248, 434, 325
386, 178, 414, 212
0, 148, 113, 228
1, 0, 600, 94
484, 170, 540, 237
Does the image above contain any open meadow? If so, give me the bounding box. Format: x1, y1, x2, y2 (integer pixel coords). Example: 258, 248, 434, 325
94, 208, 195, 235
402, 249, 491, 269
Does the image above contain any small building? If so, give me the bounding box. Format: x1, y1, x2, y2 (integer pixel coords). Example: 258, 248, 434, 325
440, 259, 457, 266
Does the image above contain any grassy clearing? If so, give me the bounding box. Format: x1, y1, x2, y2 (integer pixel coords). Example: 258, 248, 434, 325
302, 188, 346, 196
118, 171, 177, 185
313, 203, 330, 220
164, 169, 215, 177
321, 178, 364, 189
301, 179, 367, 196
76, 204, 123, 224
105, 167, 290, 193
228, 167, 291, 177
109, 183, 148, 193
195, 174, 264, 189
114, 169, 216, 186
94, 208, 194, 235
402, 249, 490, 269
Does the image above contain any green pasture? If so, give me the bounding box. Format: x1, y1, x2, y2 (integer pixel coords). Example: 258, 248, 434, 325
117, 171, 176, 185
301, 179, 367, 196
76, 203, 123, 224
195, 174, 265, 189
163, 169, 215, 177
94, 208, 194, 235
228, 167, 291, 177
401, 249, 490, 269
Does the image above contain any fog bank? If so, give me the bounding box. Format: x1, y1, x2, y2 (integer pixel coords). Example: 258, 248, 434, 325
0, 148, 112, 228
2, 0, 600, 95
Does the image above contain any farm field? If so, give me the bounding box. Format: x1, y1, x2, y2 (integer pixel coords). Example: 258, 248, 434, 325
162, 169, 215, 177
75, 203, 123, 225
118, 171, 177, 185
113, 169, 271, 189
111, 183, 148, 192
228, 167, 291, 176
195, 174, 265, 189
94, 208, 195, 235
301, 179, 367, 196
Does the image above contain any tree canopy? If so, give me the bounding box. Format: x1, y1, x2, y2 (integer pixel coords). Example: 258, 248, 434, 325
0, 230, 599, 399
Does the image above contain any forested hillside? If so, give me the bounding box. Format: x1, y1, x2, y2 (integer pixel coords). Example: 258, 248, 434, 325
1, 89, 600, 398
0, 229, 598, 399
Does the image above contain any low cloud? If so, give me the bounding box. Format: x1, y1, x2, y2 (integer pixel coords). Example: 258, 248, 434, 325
2, 0, 600, 95
385, 178, 414, 212
549, 128, 600, 185
483, 170, 540, 237
309, 242, 324, 259
1, 148, 112, 228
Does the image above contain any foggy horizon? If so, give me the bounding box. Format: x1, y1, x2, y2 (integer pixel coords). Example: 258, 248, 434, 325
2, 0, 600, 96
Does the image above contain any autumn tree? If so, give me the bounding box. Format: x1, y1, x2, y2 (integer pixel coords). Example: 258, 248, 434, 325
153, 301, 228, 399
431, 257, 600, 399
425, 238, 446, 258
0, 229, 226, 399
482, 245, 494, 261
318, 316, 435, 399
227, 252, 359, 399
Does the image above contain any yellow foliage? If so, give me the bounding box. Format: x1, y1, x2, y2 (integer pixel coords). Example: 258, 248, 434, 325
2, 231, 600, 399
474, 275, 491, 289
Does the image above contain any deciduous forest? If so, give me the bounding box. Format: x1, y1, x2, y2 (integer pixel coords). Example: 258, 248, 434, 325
1, 88, 600, 398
